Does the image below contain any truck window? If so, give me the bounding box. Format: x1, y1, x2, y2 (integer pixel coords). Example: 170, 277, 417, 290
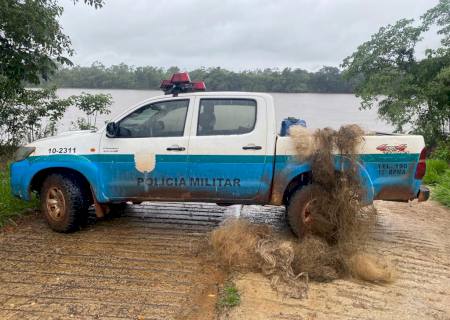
197, 99, 256, 136
117, 99, 189, 138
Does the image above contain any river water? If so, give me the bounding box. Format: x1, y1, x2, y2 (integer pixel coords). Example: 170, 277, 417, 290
56, 88, 393, 133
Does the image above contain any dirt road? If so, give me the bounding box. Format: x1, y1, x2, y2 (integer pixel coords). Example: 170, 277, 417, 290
0, 203, 233, 320
226, 201, 450, 320
0, 200, 449, 319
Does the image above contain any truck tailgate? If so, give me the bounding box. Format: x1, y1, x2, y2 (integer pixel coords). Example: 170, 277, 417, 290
358, 135, 425, 201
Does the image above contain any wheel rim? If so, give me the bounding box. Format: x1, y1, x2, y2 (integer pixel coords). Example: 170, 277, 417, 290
46, 187, 66, 221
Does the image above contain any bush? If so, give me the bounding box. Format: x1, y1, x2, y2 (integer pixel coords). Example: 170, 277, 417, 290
0, 89, 113, 146
0, 149, 38, 227
423, 157, 450, 208
71, 92, 112, 130
423, 159, 449, 185
0, 88, 72, 146
0, 165, 37, 227
434, 170, 450, 208
430, 140, 450, 163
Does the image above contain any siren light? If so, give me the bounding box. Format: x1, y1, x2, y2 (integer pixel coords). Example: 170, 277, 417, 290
171, 72, 191, 84
160, 72, 206, 96
192, 81, 206, 91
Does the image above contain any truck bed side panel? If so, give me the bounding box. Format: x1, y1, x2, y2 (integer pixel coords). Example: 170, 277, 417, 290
271, 135, 425, 205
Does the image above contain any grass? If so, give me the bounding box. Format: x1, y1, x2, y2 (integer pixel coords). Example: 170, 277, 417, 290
423, 159, 448, 185
0, 152, 37, 228
424, 159, 450, 208
433, 170, 450, 207
217, 282, 241, 311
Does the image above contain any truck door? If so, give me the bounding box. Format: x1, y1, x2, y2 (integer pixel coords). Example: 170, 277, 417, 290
187, 96, 270, 203
98, 98, 193, 201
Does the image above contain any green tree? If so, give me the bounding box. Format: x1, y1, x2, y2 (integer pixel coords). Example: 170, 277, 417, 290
0, 0, 105, 145
342, 0, 450, 146
72, 92, 112, 130
0, 0, 104, 93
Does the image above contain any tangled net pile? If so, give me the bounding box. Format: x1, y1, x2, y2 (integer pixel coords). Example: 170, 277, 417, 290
290, 125, 393, 280
209, 125, 394, 299
291, 125, 375, 247
210, 219, 309, 298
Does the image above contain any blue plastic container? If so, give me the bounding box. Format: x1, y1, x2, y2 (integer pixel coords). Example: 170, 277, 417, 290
280, 117, 307, 136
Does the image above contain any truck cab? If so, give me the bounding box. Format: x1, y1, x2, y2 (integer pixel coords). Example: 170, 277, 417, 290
98, 91, 276, 204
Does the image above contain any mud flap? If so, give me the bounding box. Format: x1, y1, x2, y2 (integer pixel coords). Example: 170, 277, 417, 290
90, 186, 109, 218
418, 186, 430, 202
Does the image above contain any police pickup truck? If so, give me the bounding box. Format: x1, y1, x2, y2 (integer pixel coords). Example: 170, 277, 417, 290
10, 73, 429, 235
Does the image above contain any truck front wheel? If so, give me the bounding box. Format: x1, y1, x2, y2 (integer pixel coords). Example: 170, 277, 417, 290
40, 174, 90, 232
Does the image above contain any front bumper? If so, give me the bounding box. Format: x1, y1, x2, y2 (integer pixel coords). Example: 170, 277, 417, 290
417, 185, 430, 202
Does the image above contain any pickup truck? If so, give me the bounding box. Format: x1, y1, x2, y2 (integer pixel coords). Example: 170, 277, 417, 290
10, 73, 430, 235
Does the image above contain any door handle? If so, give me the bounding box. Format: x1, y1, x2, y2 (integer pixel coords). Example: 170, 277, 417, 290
166, 145, 186, 151
242, 144, 262, 150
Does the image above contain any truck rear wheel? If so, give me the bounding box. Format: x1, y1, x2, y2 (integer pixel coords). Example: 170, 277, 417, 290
287, 184, 334, 238
287, 185, 317, 238
40, 173, 90, 232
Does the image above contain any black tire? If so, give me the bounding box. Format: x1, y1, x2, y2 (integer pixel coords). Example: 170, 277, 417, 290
40, 173, 91, 233
287, 185, 318, 238
287, 184, 336, 239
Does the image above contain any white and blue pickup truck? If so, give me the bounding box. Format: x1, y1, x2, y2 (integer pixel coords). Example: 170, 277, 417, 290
10, 73, 429, 235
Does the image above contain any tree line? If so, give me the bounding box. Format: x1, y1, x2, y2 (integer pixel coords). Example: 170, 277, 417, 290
47, 64, 359, 93
1, 0, 449, 148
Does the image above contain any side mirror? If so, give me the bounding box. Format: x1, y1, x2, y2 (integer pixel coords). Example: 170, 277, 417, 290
106, 122, 118, 138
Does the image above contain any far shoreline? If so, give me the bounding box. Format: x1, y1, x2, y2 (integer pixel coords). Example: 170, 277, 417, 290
36, 86, 358, 95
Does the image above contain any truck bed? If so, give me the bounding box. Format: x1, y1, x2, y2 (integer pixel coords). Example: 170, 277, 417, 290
271, 134, 426, 205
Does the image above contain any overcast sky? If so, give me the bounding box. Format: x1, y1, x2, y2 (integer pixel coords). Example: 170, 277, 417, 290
60, 0, 441, 71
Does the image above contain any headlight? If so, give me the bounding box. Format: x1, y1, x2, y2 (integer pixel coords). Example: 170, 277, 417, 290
14, 146, 36, 162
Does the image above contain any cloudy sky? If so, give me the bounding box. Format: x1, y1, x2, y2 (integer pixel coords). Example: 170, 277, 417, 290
60, 0, 441, 71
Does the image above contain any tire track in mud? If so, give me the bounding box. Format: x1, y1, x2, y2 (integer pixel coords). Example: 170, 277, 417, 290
226, 200, 450, 320
0, 202, 239, 320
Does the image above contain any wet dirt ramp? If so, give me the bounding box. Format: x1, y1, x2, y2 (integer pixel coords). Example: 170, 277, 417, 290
0, 202, 240, 320
226, 201, 450, 320
2, 201, 448, 319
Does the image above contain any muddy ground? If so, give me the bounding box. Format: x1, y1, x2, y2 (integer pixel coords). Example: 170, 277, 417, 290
0, 200, 449, 320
